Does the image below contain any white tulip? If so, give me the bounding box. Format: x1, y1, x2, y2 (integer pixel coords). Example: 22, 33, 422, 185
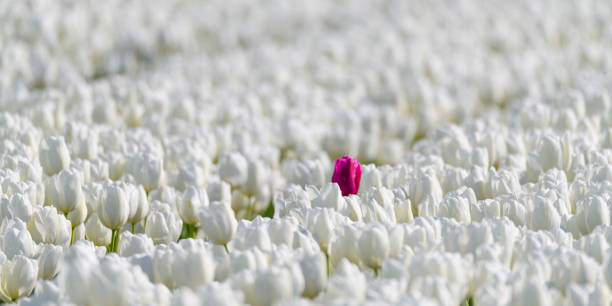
45, 169, 85, 214
574, 196, 610, 236
0, 255, 38, 302
312, 183, 346, 211
486, 169, 521, 198
145, 209, 182, 244
528, 198, 561, 231
39, 136, 70, 176
174, 163, 205, 191
231, 221, 272, 252
37, 244, 63, 280
85, 213, 112, 246
218, 152, 248, 187
118, 232, 154, 257
0, 218, 36, 259
98, 181, 129, 230
229, 248, 268, 275
207, 180, 232, 206
171, 248, 215, 290
266, 218, 297, 247
309, 208, 337, 254
249, 266, 301, 306
439, 190, 471, 223
244, 159, 268, 196
359, 164, 382, 194
28, 206, 71, 246
126, 184, 149, 226
321, 259, 367, 302
330, 224, 362, 266
68, 198, 87, 227
148, 186, 179, 208
299, 252, 327, 298
127, 153, 165, 192
178, 186, 209, 225
8, 194, 32, 223
107, 152, 125, 181
198, 201, 237, 247
409, 171, 443, 216
171, 288, 201, 306
358, 223, 390, 273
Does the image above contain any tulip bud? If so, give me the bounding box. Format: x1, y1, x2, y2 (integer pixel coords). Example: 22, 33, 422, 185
0, 255, 38, 302
37, 244, 63, 280
125, 184, 149, 226
39, 136, 70, 176
198, 201, 237, 246
331, 156, 361, 196
145, 209, 182, 244
358, 223, 390, 273
98, 181, 129, 230
68, 199, 87, 228
45, 169, 85, 214
28, 206, 71, 246
178, 186, 209, 225
85, 213, 112, 246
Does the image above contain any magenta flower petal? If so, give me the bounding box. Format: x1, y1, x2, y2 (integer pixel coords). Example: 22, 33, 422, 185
331, 155, 362, 196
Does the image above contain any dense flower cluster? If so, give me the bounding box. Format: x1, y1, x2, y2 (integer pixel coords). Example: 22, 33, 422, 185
1, 0, 612, 305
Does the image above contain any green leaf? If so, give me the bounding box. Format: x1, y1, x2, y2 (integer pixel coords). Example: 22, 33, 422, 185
260, 202, 275, 218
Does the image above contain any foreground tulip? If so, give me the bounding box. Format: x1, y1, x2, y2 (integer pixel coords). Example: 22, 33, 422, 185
0, 255, 38, 302
99, 182, 129, 252
125, 184, 149, 231
145, 209, 183, 244
331, 156, 361, 196
198, 201, 237, 250
85, 213, 112, 247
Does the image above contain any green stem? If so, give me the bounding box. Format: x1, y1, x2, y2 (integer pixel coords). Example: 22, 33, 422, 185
110, 229, 120, 253
132, 223, 136, 234
116, 229, 121, 252
245, 197, 252, 220
325, 252, 330, 276
374, 268, 379, 276
223, 243, 229, 254
70, 227, 75, 245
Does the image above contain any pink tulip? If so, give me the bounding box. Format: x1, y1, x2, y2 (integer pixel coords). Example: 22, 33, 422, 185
331, 155, 362, 196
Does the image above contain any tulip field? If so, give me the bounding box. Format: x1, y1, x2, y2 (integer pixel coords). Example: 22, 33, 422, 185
2, 0, 612, 305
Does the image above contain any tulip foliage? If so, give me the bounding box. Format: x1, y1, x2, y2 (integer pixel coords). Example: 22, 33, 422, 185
2, 0, 612, 305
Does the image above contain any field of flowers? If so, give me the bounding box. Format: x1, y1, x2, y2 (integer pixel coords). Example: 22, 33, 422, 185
1, 0, 612, 305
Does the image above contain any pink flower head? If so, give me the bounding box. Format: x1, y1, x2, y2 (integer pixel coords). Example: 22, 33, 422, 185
331, 155, 362, 196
